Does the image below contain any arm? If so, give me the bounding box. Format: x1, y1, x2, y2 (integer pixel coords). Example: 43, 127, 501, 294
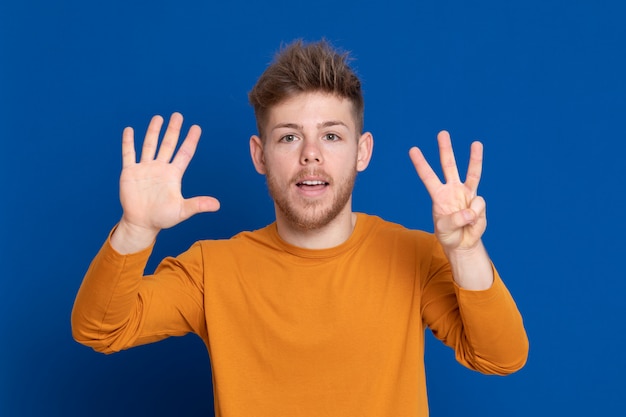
71, 113, 219, 352
71, 235, 208, 353
411, 131, 528, 372
422, 237, 528, 375
409, 131, 491, 290
112, 112, 220, 253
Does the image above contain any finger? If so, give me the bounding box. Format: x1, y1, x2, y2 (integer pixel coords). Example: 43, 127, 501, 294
466, 196, 487, 241
140, 115, 164, 162
465, 141, 483, 195
436, 208, 477, 235
180, 196, 221, 221
469, 195, 486, 221
171, 124, 202, 173
437, 131, 461, 184
409, 146, 442, 197
156, 112, 184, 162
454, 197, 487, 234
121, 127, 136, 168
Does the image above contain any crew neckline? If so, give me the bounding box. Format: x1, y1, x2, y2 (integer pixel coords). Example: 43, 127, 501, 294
267, 213, 372, 259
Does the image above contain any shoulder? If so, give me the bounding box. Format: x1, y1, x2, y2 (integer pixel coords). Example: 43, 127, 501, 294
355, 213, 438, 249
193, 223, 279, 255
357, 213, 434, 237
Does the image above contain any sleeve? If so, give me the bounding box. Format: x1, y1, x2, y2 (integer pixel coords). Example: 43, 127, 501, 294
420, 236, 529, 375
71, 230, 208, 354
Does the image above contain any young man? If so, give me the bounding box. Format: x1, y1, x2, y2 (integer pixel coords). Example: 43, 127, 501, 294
72, 40, 528, 416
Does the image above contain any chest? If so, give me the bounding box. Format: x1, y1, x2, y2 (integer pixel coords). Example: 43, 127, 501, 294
205, 250, 422, 353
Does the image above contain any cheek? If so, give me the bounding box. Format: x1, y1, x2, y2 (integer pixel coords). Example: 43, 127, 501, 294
265, 151, 297, 171
263, 157, 290, 182
329, 151, 359, 171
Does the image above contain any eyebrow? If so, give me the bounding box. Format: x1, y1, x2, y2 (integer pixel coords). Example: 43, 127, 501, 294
319, 120, 349, 129
271, 120, 349, 132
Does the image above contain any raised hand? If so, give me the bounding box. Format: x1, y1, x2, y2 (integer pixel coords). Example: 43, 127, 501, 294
409, 130, 486, 255
112, 112, 220, 253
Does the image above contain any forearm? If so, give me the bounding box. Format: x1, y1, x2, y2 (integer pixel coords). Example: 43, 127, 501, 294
71, 232, 153, 353
453, 271, 529, 375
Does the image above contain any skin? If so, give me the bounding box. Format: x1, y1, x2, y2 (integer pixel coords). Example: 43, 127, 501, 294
410, 133, 493, 290
110, 93, 493, 290
249, 92, 373, 249
110, 113, 220, 253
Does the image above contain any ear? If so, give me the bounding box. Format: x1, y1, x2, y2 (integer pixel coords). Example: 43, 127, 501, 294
356, 132, 374, 172
250, 135, 267, 174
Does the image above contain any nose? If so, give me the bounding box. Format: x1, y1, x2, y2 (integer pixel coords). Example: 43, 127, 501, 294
300, 139, 322, 165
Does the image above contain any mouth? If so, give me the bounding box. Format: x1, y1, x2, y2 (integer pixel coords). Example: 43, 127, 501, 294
296, 180, 329, 191
296, 179, 329, 188
294, 178, 330, 197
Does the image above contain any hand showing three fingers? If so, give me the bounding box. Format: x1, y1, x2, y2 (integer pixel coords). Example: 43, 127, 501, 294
409, 130, 486, 255
112, 113, 220, 253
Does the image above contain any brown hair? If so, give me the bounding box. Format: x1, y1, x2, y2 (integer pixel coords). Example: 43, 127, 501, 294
248, 39, 364, 138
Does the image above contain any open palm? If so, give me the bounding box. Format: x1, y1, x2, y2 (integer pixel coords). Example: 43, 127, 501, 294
119, 112, 220, 234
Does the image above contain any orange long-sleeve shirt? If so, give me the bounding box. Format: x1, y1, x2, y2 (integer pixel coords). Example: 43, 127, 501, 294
72, 213, 528, 416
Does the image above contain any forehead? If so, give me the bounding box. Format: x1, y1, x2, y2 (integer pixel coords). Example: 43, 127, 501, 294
266, 92, 357, 131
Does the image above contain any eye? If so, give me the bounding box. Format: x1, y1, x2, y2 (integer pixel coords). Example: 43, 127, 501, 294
324, 133, 340, 141
280, 134, 297, 143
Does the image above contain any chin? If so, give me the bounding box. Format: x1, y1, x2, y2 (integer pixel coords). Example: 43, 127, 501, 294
279, 198, 353, 231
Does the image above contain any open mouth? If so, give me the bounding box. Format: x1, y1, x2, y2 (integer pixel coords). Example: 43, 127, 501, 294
296, 180, 329, 190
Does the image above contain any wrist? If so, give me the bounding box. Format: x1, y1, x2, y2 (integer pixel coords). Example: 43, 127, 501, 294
444, 241, 494, 290
443, 240, 486, 264
110, 219, 159, 254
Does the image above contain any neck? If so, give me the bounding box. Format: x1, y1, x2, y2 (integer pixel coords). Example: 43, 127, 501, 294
275, 209, 357, 249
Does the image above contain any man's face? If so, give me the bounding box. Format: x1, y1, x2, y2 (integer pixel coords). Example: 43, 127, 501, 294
250, 91, 372, 231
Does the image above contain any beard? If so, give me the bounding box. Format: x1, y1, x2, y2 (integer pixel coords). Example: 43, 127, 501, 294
265, 166, 357, 231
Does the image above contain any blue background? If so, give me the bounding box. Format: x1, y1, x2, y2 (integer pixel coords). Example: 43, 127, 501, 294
1, 0, 625, 415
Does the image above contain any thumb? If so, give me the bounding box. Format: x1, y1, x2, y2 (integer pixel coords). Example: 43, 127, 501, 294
452, 198, 486, 229
441, 196, 486, 230
436, 209, 475, 235
435, 198, 485, 233
181, 196, 221, 220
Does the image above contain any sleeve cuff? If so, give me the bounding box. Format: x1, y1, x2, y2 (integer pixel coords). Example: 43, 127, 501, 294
454, 265, 506, 304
